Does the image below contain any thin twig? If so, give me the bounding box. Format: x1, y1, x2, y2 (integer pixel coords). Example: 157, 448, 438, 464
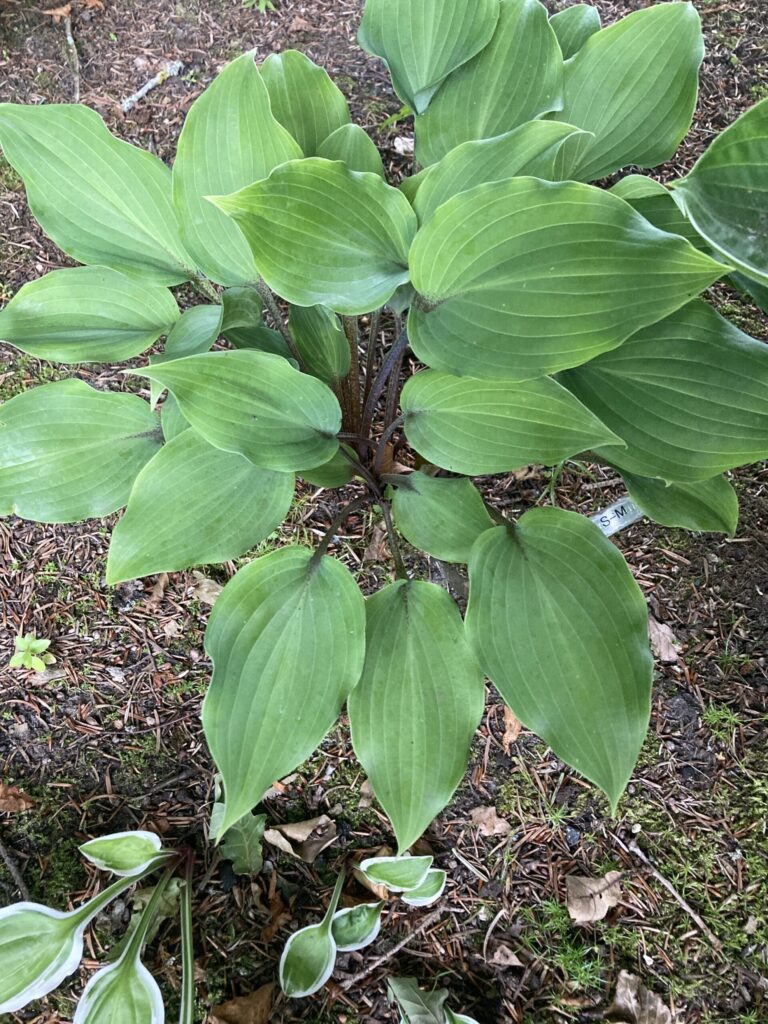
310, 494, 372, 565
338, 908, 445, 991
121, 60, 183, 113
62, 15, 80, 103
0, 836, 30, 900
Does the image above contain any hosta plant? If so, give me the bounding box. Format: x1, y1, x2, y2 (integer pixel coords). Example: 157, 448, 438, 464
2, 0, 768, 934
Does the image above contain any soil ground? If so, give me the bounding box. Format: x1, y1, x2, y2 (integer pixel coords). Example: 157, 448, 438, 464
0, 1, 767, 1022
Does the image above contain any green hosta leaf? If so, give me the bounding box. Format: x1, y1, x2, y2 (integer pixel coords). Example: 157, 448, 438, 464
222, 286, 291, 359
549, 3, 601, 59
408, 177, 728, 380
172, 51, 301, 286
731, 272, 768, 313
389, 471, 492, 563
317, 124, 386, 177
415, 0, 563, 165
388, 977, 448, 1024
331, 902, 384, 952
401, 869, 446, 908
0, 268, 179, 363
163, 304, 222, 360
562, 299, 768, 482
106, 429, 294, 583
466, 510, 652, 810
203, 546, 365, 834
445, 1011, 480, 1024
0, 104, 192, 285
160, 393, 188, 442
349, 581, 484, 853
672, 98, 768, 285
412, 121, 585, 223
289, 304, 350, 384
300, 445, 357, 489
73, 954, 163, 1024
358, 0, 499, 114
210, 158, 416, 315
219, 811, 267, 875
135, 350, 341, 472
0, 904, 84, 1013
279, 873, 344, 998
621, 471, 738, 536
261, 50, 350, 155
79, 832, 165, 877
0, 380, 161, 523
359, 855, 433, 892
401, 371, 621, 476
553, 2, 703, 181
610, 176, 706, 250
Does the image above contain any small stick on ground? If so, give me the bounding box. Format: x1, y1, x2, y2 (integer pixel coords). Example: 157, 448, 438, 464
338, 908, 445, 991
0, 835, 30, 900
63, 14, 80, 103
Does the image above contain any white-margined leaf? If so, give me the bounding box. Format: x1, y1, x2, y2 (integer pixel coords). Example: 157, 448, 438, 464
407, 177, 728, 380
358, 0, 499, 114
0, 904, 86, 1014
210, 158, 417, 315
359, 855, 433, 893
172, 51, 302, 285
415, 0, 563, 165
0, 103, 193, 285
401, 869, 446, 908
0, 380, 162, 523
331, 902, 384, 952
279, 873, 344, 998
78, 832, 166, 877
203, 547, 365, 835
467, 511, 652, 811
349, 581, 484, 853
0, 268, 179, 363
73, 955, 163, 1024
107, 428, 294, 583
261, 50, 350, 155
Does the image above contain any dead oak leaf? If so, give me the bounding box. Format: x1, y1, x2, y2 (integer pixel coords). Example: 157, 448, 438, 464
0, 783, 34, 813
566, 871, 623, 924
607, 970, 671, 1024
211, 982, 274, 1024
470, 805, 511, 837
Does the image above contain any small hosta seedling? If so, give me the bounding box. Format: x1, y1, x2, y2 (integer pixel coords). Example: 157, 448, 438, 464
9, 632, 55, 673
279, 872, 345, 998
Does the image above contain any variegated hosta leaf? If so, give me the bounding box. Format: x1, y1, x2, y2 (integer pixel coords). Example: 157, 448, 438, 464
415, 0, 563, 166
401, 869, 447, 908
359, 855, 433, 893
279, 873, 344, 998
0, 103, 193, 285
331, 902, 384, 952
172, 51, 302, 285
349, 580, 484, 853
553, 2, 704, 181
561, 299, 768, 482
672, 97, 768, 285
0, 268, 179, 364
467, 510, 652, 811
407, 178, 727, 381
79, 832, 165, 877
73, 954, 163, 1024
0, 380, 162, 523
358, 0, 499, 114
203, 547, 365, 835
210, 158, 417, 315
620, 471, 738, 536
0, 904, 85, 1014
261, 50, 350, 155
106, 429, 295, 583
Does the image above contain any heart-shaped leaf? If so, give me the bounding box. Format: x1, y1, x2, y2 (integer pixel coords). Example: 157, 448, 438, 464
408, 178, 727, 381
172, 51, 301, 285
389, 471, 493, 563
331, 901, 384, 952
261, 50, 350, 155
0, 380, 162, 524
349, 580, 484, 853
401, 371, 621, 475
203, 546, 365, 834
415, 0, 563, 165
467, 511, 652, 811
135, 350, 341, 472
210, 158, 417, 315
107, 428, 294, 583
0, 268, 179, 363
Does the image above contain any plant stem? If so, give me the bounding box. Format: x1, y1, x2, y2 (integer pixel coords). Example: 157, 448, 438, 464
123, 864, 176, 963
254, 278, 304, 367
361, 329, 409, 441
362, 308, 382, 406
178, 854, 195, 1024
310, 494, 372, 565
373, 415, 404, 476
68, 854, 176, 929
191, 275, 220, 304
341, 315, 363, 437
337, 449, 408, 579
383, 340, 405, 430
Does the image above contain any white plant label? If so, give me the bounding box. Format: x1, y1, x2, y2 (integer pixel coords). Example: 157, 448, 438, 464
590, 496, 643, 538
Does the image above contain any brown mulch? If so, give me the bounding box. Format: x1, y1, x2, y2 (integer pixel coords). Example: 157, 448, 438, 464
1, 1, 767, 1023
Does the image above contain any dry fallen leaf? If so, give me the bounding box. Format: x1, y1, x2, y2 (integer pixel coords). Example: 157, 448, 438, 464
42, 3, 71, 22
648, 615, 680, 664
263, 814, 337, 863
81, 0, 104, 8
358, 778, 375, 809
353, 844, 393, 899
502, 706, 522, 752
470, 805, 511, 837
363, 522, 389, 562
489, 943, 523, 968
0, 784, 34, 813
566, 871, 623, 924
211, 982, 274, 1024
190, 571, 223, 605
260, 875, 290, 944
147, 572, 168, 606
607, 970, 671, 1024
393, 136, 415, 155
289, 14, 312, 31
